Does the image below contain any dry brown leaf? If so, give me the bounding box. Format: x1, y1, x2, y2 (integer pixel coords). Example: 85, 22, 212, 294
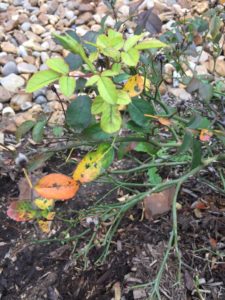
143, 186, 176, 220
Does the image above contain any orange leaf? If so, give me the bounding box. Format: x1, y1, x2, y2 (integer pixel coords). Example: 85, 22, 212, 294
199, 129, 213, 142
123, 74, 144, 97
35, 173, 79, 200
209, 238, 217, 250
145, 114, 172, 126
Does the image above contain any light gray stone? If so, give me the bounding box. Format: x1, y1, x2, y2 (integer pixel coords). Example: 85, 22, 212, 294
21, 22, 31, 32
0, 74, 25, 92
18, 45, 28, 57
0, 3, 9, 11
35, 95, 47, 104
17, 62, 37, 73
2, 61, 18, 76
10, 93, 33, 111
0, 103, 3, 111
2, 106, 16, 117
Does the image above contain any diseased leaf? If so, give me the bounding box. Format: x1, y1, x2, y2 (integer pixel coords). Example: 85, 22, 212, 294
7, 201, 37, 222
34, 198, 55, 210
16, 120, 35, 142
46, 58, 69, 74
66, 95, 92, 132
26, 70, 61, 93
35, 173, 79, 200
123, 75, 144, 97
37, 220, 52, 233
101, 105, 122, 133
59, 76, 76, 97
73, 143, 114, 183
97, 77, 118, 104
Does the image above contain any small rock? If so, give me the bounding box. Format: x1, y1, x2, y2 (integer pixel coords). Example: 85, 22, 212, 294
17, 62, 37, 73
21, 22, 31, 32
18, 45, 28, 57
0, 86, 12, 103
65, 10, 75, 19
105, 16, 116, 27
23, 40, 43, 51
133, 289, 147, 299
76, 25, 89, 36
169, 87, 192, 101
91, 24, 101, 32
4, 19, 19, 32
38, 13, 49, 25
1, 42, 17, 54
13, 30, 27, 44
47, 0, 58, 14
76, 12, 92, 25
79, 3, 95, 12
13, 0, 25, 6
2, 61, 18, 76
41, 52, 49, 63
31, 24, 46, 35
35, 95, 47, 104
10, 93, 33, 111
2, 106, 16, 117
118, 5, 130, 17
30, 15, 38, 23
41, 41, 49, 51
0, 3, 9, 11
48, 110, 65, 126
195, 2, 208, 14
164, 63, 175, 84
215, 56, 225, 77
23, 55, 36, 64
0, 74, 25, 93
0, 103, 3, 111
46, 89, 58, 101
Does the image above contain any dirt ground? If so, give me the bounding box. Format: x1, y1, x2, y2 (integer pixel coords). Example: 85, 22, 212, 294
1, 157, 225, 300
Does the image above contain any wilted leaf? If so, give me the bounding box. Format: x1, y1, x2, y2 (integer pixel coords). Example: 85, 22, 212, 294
123, 75, 144, 97
136, 8, 162, 34
143, 186, 176, 219
35, 173, 79, 200
37, 220, 52, 233
73, 143, 114, 183
34, 198, 55, 210
144, 114, 172, 126
7, 201, 37, 222
199, 129, 213, 142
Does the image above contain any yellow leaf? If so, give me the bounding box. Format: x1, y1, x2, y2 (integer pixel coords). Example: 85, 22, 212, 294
38, 220, 52, 233
123, 74, 144, 97
46, 212, 56, 220
34, 198, 55, 210
73, 144, 114, 183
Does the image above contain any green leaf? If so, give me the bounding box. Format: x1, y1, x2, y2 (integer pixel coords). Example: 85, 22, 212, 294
101, 63, 121, 77
188, 115, 211, 129
27, 152, 54, 172
178, 130, 193, 154
16, 120, 35, 142
128, 99, 154, 126
147, 167, 162, 185
135, 142, 158, 156
97, 30, 124, 50
59, 76, 76, 97
85, 75, 100, 87
117, 90, 131, 105
121, 48, 140, 67
26, 70, 61, 93
82, 124, 112, 141
191, 139, 202, 169
198, 82, 213, 102
97, 77, 118, 104
101, 47, 121, 60
101, 105, 122, 133
91, 96, 109, 115
65, 53, 83, 70
135, 39, 167, 50
209, 15, 221, 40
53, 33, 83, 55
32, 120, 46, 143
46, 58, 69, 74
123, 34, 144, 51
52, 126, 64, 137
66, 95, 92, 132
